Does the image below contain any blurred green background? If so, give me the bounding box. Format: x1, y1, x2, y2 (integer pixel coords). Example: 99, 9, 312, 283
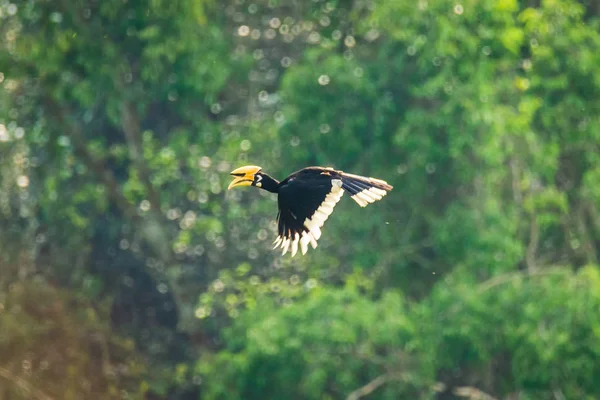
1, 0, 600, 399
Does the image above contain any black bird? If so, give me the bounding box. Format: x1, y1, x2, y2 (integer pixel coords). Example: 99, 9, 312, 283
228, 165, 393, 257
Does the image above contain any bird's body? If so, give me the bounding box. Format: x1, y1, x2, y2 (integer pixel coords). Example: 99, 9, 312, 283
228, 165, 393, 256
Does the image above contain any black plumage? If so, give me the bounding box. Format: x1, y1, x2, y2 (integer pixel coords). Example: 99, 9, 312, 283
228, 165, 393, 256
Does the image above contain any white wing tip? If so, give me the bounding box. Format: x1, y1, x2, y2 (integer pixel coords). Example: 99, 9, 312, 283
275, 178, 346, 256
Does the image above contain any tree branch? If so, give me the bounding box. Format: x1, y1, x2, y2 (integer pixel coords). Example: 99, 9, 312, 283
0, 367, 55, 400
119, 94, 162, 212
510, 158, 523, 206
44, 99, 140, 221
525, 214, 539, 272
453, 386, 499, 400
575, 203, 598, 265
42, 98, 198, 330
346, 374, 391, 400
477, 266, 568, 293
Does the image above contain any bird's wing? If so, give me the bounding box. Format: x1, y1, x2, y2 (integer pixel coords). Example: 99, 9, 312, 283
275, 174, 344, 257
338, 171, 393, 207
274, 168, 393, 257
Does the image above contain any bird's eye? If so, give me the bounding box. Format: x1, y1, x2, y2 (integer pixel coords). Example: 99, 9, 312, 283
256, 175, 263, 183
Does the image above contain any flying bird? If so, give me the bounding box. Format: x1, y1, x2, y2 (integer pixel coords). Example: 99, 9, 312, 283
228, 165, 393, 257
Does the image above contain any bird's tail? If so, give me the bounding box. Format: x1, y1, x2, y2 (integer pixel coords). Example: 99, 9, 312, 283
340, 172, 393, 207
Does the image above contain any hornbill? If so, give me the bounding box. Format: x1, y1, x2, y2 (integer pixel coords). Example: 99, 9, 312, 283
227, 165, 393, 257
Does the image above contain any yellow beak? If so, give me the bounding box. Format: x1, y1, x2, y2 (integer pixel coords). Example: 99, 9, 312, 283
227, 165, 262, 190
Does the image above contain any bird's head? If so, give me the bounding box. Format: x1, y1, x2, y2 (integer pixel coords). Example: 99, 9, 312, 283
228, 165, 264, 189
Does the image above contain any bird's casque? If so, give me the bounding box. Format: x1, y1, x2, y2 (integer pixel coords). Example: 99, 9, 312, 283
228, 165, 393, 257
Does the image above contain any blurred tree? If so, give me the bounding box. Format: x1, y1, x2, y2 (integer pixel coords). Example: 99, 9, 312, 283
198, 0, 600, 398
273, 0, 600, 294
198, 286, 433, 400
200, 267, 600, 399
0, 0, 254, 397
0, 277, 146, 400
0, 0, 243, 329
1, 0, 600, 399
423, 265, 600, 399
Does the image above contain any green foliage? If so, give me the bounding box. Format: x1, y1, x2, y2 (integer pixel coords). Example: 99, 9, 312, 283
1, 0, 600, 398
200, 267, 600, 399
423, 265, 600, 399
198, 287, 431, 399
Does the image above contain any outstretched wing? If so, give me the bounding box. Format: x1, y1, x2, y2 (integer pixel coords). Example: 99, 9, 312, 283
273, 167, 393, 257
275, 172, 344, 257
338, 171, 393, 207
